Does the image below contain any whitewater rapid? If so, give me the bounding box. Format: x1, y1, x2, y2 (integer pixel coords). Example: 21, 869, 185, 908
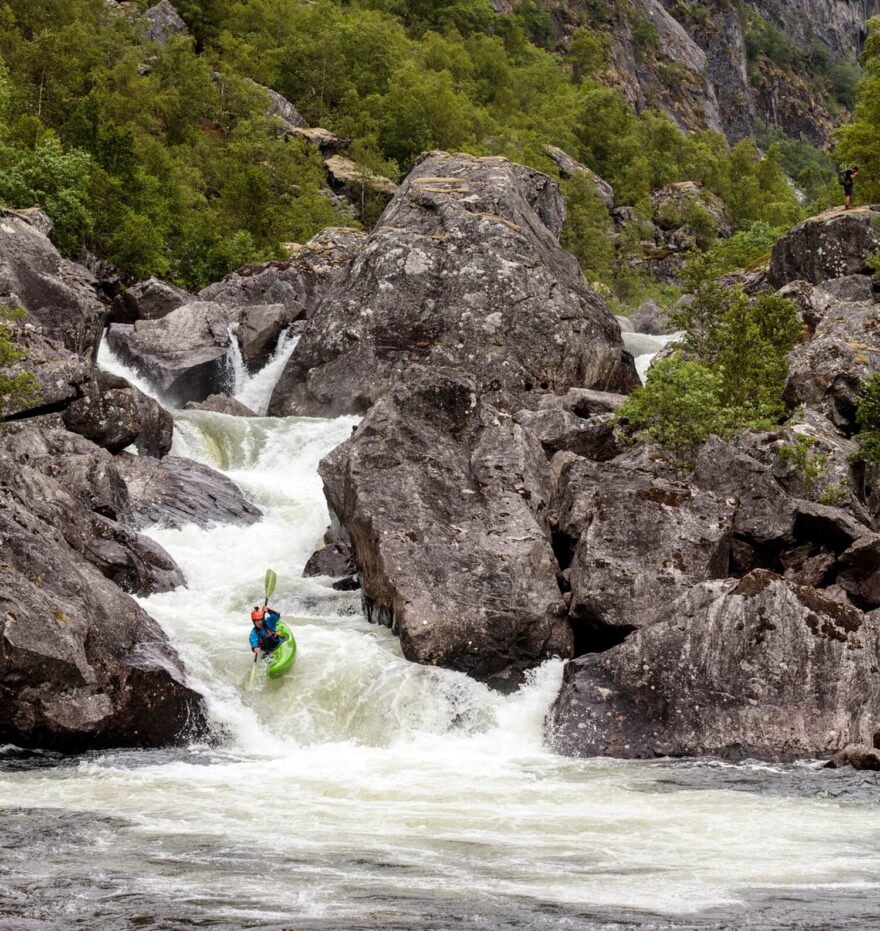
2, 337, 880, 930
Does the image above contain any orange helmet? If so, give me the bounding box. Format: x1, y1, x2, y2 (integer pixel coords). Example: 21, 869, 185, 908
251, 607, 266, 622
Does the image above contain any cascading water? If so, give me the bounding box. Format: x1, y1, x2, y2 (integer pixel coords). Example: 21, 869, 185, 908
2, 336, 880, 930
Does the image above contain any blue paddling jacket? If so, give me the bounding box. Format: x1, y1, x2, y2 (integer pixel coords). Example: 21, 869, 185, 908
250, 610, 281, 651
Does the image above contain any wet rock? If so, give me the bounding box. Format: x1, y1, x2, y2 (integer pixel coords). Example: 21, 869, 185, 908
184, 395, 257, 417
111, 277, 193, 324
768, 207, 880, 287
319, 369, 573, 679
142, 0, 188, 44
0, 425, 183, 595
828, 744, 880, 771
555, 454, 734, 643
549, 570, 880, 760
237, 303, 299, 369
271, 151, 638, 417
106, 302, 240, 405
115, 451, 262, 529
514, 408, 621, 462
543, 145, 614, 210
0, 458, 207, 752
199, 227, 365, 316
62, 371, 173, 458
303, 542, 356, 579
629, 299, 673, 335
784, 290, 880, 429
0, 208, 105, 359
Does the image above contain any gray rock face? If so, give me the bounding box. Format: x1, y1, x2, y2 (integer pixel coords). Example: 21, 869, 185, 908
769, 207, 880, 288
0, 456, 207, 752
62, 371, 173, 458
270, 152, 638, 417
111, 277, 193, 324
536, 387, 626, 417
550, 570, 880, 761
0, 209, 105, 359
115, 452, 262, 529
543, 145, 614, 210
514, 408, 621, 462
319, 370, 573, 679
651, 181, 731, 238
629, 299, 672, 335
784, 289, 880, 429
261, 84, 307, 132
106, 303, 238, 405
198, 227, 366, 316
0, 425, 183, 596
555, 455, 734, 642
142, 0, 188, 44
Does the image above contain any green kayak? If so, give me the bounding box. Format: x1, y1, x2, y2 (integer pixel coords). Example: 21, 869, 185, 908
266, 621, 297, 679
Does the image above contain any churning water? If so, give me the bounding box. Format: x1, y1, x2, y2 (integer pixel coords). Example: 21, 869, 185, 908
2, 340, 880, 930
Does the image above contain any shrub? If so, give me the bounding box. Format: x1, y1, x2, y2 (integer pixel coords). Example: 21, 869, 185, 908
854, 373, 880, 473
0, 306, 39, 418
619, 275, 803, 455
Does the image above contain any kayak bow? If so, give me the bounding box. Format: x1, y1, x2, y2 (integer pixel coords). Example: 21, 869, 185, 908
266, 621, 297, 679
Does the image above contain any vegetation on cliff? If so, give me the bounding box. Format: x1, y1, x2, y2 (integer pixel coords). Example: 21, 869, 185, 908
0, 0, 806, 295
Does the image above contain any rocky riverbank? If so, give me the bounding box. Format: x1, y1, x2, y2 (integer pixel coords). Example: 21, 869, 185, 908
4, 154, 880, 764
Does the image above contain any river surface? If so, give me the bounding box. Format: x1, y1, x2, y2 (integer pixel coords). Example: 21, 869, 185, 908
2, 339, 880, 930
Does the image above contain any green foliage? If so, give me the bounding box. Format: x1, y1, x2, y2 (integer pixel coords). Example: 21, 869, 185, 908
0, 306, 39, 418
620, 273, 803, 455
694, 221, 780, 278
854, 373, 880, 473
836, 18, 880, 204
559, 173, 614, 286
777, 435, 831, 500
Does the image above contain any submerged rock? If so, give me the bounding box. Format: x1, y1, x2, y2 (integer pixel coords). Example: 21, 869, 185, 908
319, 370, 572, 679
0, 459, 207, 752
550, 570, 880, 761
115, 452, 262, 529
270, 151, 638, 417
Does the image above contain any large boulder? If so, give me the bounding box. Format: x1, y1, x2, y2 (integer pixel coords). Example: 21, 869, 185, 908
270, 152, 638, 417
111, 277, 193, 324
199, 227, 366, 315
61, 371, 173, 457
0, 208, 105, 359
319, 370, 573, 680
184, 394, 257, 417
554, 454, 734, 646
115, 451, 262, 529
142, 0, 188, 44
106, 302, 238, 405
0, 424, 183, 596
0, 460, 207, 752
549, 570, 880, 761
768, 207, 880, 288
784, 288, 880, 429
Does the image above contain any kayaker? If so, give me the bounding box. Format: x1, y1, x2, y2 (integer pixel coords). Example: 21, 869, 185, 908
250, 606, 284, 656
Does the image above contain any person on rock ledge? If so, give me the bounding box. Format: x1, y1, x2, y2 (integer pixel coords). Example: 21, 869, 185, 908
840, 165, 859, 210
250, 605, 283, 655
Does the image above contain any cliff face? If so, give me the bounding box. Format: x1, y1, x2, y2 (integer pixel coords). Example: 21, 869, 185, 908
541, 0, 880, 145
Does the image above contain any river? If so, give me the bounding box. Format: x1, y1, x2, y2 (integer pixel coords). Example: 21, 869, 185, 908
1, 337, 880, 930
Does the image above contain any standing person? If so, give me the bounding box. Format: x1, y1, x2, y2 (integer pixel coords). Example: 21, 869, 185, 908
840, 165, 859, 210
